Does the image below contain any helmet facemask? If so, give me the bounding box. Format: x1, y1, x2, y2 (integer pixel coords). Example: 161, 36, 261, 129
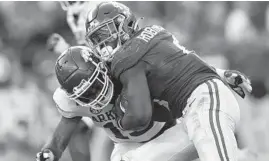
86, 14, 130, 62
67, 61, 114, 110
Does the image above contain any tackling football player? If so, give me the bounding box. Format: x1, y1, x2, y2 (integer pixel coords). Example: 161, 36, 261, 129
85, 2, 252, 161
35, 46, 250, 161
36, 46, 200, 161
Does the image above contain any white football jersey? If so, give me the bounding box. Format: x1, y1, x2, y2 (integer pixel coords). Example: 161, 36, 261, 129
53, 87, 166, 143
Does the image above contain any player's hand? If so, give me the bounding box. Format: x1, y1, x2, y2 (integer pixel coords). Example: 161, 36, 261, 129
224, 70, 252, 98
36, 149, 55, 161
47, 33, 70, 54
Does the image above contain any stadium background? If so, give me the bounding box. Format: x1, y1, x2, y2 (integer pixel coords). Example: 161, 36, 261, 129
0, 1, 269, 161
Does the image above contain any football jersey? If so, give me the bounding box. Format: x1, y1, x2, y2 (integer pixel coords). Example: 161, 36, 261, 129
111, 25, 221, 118
53, 87, 167, 143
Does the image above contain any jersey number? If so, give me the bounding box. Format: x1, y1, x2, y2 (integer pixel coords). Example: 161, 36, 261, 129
172, 35, 191, 54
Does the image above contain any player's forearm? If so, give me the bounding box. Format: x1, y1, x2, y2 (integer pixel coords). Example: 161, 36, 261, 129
41, 127, 75, 161
42, 116, 82, 161
120, 91, 152, 131
118, 63, 152, 131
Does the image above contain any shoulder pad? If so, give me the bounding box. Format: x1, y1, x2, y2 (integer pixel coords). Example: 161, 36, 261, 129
111, 25, 166, 79
111, 38, 145, 79
53, 87, 80, 118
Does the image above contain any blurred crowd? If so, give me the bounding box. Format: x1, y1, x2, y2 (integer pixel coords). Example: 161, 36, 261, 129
0, 1, 269, 161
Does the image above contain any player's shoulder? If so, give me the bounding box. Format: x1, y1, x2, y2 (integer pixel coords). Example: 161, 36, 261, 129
53, 87, 79, 118
110, 38, 143, 78
111, 25, 166, 78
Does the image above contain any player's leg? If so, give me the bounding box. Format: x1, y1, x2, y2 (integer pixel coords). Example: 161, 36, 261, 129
68, 119, 92, 161
183, 79, 240, 161
121, 121, 199, 161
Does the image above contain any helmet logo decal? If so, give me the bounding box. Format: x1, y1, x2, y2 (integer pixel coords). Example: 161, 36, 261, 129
81, 49, 92, 62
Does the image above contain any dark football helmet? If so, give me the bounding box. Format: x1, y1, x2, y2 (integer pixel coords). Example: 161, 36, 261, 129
85, 1, 141, 61
55, 46, 114, 110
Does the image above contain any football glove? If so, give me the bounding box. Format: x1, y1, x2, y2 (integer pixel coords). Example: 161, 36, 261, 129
224, 70, 252, 98
36, 149, 55, 161
46, 33, 70, 55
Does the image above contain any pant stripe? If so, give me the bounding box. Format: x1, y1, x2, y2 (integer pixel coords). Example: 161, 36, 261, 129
205, 81, 225, 161
211, 80, 230, 161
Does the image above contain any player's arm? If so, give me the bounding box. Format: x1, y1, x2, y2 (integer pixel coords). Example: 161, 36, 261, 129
117, 62, 152, 131
36, 116, 82, 161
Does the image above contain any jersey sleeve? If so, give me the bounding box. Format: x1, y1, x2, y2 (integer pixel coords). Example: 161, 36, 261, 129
53, 87, 82, 118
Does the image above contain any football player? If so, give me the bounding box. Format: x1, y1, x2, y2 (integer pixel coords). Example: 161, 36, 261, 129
35, 46, 251, 161
85, 2, 252, 161
36, 46, 199, 161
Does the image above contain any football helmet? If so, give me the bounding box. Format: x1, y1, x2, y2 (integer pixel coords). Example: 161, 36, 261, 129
85, 1, 141, 61
55, 46, 114, 110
